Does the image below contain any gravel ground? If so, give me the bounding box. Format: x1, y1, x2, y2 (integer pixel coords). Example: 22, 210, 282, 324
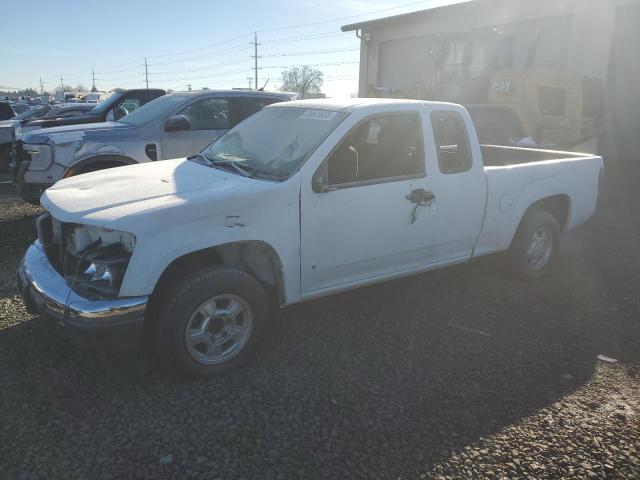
0, 165, 639, 479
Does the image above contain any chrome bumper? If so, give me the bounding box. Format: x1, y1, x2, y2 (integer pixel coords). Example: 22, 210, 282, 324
17, 241, 148, 333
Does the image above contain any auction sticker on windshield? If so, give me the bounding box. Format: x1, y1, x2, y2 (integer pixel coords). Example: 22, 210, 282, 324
300, 110, 338, 121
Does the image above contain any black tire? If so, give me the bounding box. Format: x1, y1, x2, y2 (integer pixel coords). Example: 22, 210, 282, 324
510, 211, 561, 280
154, 266, 270, 379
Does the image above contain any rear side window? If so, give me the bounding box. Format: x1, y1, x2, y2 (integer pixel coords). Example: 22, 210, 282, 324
230, 97, 282, 127
431, 111, 472, 174
177, 98, 230, 130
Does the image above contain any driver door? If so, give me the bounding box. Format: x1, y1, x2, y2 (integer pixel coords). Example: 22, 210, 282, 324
300, 111, 439, 294
161, 97, 230, 160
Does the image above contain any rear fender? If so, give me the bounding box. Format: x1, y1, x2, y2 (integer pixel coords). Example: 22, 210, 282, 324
506, 185, 573, 250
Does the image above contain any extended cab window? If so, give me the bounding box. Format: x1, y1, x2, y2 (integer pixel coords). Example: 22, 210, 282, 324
178, 98, 230, 130
431, 111, 472, 174
327, 113, 424, 186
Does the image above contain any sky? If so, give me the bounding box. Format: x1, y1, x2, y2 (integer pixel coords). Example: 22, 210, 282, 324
0, 0, 464, 97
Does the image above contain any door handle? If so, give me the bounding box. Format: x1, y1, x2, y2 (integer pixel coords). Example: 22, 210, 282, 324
407, 189, 436, 225
407, 189, 436, 206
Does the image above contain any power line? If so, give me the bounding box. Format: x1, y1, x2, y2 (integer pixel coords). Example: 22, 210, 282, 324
261, 60, 359, 69
146, 32, 253, 59
261, 31, 348, 44
26, 0, 431, 88
149, 44, 253, 67
150, 67, 254, 83
148, 57, 251, 76
256, 0, 431, 32
261, 47, 359, 57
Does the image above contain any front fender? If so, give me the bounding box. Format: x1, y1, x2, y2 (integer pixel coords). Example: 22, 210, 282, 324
116, 177, 302, 304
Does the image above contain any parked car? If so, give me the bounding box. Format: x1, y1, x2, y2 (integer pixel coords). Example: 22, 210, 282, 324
22, 89, 165, 131
0, 103, 96, 173
11, 103, 30, 115
17, 99, 603, 378
13, 90, 293, 201
0, 101, 16, 121
85, 92, 102, 103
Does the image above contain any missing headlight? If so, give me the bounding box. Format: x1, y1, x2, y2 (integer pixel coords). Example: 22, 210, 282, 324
65, 226, 136, 298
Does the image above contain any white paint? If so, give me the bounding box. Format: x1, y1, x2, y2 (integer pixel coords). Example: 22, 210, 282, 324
41, 99, 602, 306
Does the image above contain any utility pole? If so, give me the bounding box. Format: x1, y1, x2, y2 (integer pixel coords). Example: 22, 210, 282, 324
144, 58, 149, 89
252, 32, 261, 90
39, 78, 44, 94
60, 76, 64, 91
91, 68, 96, 91
187, 84, 192, 91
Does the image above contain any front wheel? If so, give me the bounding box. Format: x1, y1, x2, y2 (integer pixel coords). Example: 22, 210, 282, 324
510, 211, 561, 279
154, 266, 270, 379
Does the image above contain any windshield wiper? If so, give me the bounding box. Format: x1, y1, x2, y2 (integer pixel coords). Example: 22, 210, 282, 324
188, 153, 250, 176
190, 153, 284, 181
187, 153, 215, 167
210, 158, 253, 178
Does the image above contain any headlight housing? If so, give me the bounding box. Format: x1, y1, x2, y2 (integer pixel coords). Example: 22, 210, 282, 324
65, 225, 136, 298
23, 143, 54, 171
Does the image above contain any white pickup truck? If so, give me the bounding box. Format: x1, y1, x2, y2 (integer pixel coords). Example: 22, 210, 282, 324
18, 99, 603, 378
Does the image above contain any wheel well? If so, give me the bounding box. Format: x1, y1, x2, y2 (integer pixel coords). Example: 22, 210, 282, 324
65, 155, 136, 177
523, 195, 571, 232
150, 242, 285, 310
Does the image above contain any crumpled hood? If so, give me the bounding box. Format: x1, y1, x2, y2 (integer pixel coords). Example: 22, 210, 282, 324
41, 159, 266, 230
20, 121, 128, 145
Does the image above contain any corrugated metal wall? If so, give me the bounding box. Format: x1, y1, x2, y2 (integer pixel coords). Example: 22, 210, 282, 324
606, 4, 640, 160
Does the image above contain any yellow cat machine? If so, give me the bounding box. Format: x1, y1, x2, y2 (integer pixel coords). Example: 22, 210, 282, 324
466, 69, 605, 149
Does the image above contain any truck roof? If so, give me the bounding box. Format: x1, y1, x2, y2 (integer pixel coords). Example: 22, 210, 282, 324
271, 97, 459, 112
166, 90, 294, 100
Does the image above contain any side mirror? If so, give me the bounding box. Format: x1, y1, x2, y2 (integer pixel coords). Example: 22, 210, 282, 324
165, 115, 191, 132
312, 174, 337, 194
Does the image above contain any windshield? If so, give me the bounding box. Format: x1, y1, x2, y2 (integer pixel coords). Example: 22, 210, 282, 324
119, 94, 188, 126
197, 106, 346, 180
89, 91, 124, 114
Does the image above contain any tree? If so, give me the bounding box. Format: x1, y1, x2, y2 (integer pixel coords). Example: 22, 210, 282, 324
76, 83, 87, 92
280, 66, 324, 99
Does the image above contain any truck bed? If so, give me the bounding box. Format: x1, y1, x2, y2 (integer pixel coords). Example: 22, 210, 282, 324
474, 145, 603, 258
481, 144, 591, 167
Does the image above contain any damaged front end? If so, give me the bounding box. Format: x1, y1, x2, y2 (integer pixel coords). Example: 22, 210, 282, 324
36, 213, 136, 299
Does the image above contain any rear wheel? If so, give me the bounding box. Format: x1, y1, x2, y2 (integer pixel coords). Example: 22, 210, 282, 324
510, 211, 561, 279
154, 266, 270, 379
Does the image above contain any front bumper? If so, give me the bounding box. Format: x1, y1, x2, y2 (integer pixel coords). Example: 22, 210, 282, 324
17, 241, 148, 350
12, 159, 52, 202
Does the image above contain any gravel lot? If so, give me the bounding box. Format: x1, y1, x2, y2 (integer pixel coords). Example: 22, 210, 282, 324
0, 165, 639, 480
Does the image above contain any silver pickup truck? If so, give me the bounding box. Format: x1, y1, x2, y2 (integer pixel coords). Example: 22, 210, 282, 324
13, 90, 293, 202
